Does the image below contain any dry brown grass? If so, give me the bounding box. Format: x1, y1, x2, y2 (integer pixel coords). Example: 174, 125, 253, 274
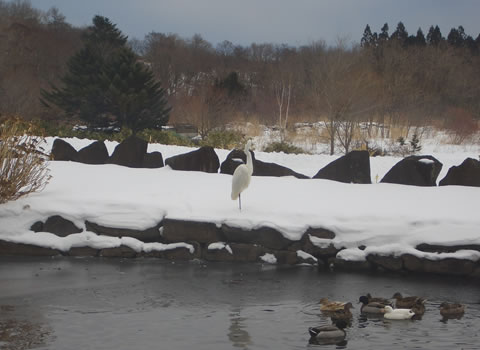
0, 117, 51, 204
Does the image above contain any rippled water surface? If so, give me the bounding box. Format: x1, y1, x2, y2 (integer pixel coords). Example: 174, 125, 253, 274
0, 257, 479, 350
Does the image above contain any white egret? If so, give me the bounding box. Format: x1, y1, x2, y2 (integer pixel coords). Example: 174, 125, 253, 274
231, 140, 253, 210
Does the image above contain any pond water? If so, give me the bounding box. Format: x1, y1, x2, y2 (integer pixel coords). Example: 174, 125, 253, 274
0, 257, 479, 350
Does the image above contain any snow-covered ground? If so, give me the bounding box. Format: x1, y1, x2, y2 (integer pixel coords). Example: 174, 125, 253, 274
0, 134, 479, 263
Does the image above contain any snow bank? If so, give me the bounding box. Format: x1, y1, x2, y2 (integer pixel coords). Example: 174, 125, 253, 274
0, 137, 479, 264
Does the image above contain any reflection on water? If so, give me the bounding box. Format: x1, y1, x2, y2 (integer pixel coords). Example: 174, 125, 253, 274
228, 309, 252, 348
0, 305, 53, 350
0, 257, 479, 350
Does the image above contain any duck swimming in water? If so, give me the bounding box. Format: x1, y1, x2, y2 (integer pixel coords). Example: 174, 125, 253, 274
358, 295, 386, 314
319, 298, 346, 312
308, 319, 348, 342
411, 299, 426, 316
383, 305, 415, 320
392, 292, 426, 309
366, 293, 394, 306
440, 302, 465, 318
330, 302, 354, 324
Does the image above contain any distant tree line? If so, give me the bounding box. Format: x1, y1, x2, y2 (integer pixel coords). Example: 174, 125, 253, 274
1, 1, 479, 154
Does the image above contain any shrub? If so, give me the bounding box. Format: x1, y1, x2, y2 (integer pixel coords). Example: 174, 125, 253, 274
443, 107, 479, 144
0, 118, 51, 204
200, 130, 244, 149
409, 133, 422, 154
263, 141, 305, 154
138, 129, 193, 146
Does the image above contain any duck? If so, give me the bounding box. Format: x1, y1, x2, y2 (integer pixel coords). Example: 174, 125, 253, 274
319, 297, 346, 312
410, 299, 426, 316
366, 293, 394, 306
308, 319, 347, 342
383, 305, 415, 320
330, 302, 354, 323
392, 292, 426, 309
440, 302, 465, 317
359, 295, 386, 314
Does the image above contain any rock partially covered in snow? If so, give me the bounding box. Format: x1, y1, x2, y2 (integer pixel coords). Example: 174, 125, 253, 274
108, 135, 148, 168
51, 138, 78, 161
381, 155, 442, 186
220, 148, 308, 178
77, 140, 109, 165
439, 158, 480, 187
165, 146, 220, 173
313, 150, 371, 184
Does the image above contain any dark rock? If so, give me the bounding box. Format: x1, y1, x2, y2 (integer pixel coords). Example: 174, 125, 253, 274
220, 149, 248, 175
421, 258, 475, 275
85, 221, 163, 243
381, 155, 443, 186
313, 150, 371, 184
367, 254, 404, 272
302, 241, 339, 259
221, 224, 293, 250
304, 227, 336, 240
416, 243, 480, 253
30, 221, 44, 232
439, 158, 480, 187
145, 244, 199, 260
294, 250, 319, 265
143, 151, 164, 168
253, 159, 309, 179
297, 228, 339, 258
68, 246, 99, 257
162, 219, 224, 244
31, 215, 83, 237
268, 250, 299, 265
229, 243, 265, 262
402, 254, 424, 272
50, 138, 78, 161
109, 135, 148, 168
328, 257, 373, 271
165, 146, 219, 173
0, 240, 61, 256
100, 245, 138, 258
402, 254, 475, 276
204, 243, 237, 262
76, 141, 109, 164
220, 149, 308, 178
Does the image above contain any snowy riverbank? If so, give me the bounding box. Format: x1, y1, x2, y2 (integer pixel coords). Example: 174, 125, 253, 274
1, 137, 479, 276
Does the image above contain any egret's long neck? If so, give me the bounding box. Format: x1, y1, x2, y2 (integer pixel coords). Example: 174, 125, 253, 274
245, 145, 253, 175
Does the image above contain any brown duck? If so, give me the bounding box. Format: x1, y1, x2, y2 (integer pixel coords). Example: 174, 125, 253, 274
366, 293, 393, 306
440, 302, 465, 317
392, 292, 426, 309
330, 302, 354, 323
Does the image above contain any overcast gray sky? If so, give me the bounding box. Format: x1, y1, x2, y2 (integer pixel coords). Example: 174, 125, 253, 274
33, 0, 480, 46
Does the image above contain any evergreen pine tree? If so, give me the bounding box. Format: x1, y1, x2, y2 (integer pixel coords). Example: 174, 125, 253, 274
100, 48, 171, 133
415, 28, 427, 46
410, 134, 422, 153
42, 15, 170, 132
391, 21, 408, 45
378, 23, 389, 43
447, 26, 466, 47
215, 71, 246, 97
426, 25, 443, 46
361, 24, 377, 48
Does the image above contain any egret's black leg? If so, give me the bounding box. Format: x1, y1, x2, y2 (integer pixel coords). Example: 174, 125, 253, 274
239, 193, 242, 211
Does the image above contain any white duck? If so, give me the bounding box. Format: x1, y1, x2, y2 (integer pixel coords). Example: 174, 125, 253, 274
383, 305, 415, 320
